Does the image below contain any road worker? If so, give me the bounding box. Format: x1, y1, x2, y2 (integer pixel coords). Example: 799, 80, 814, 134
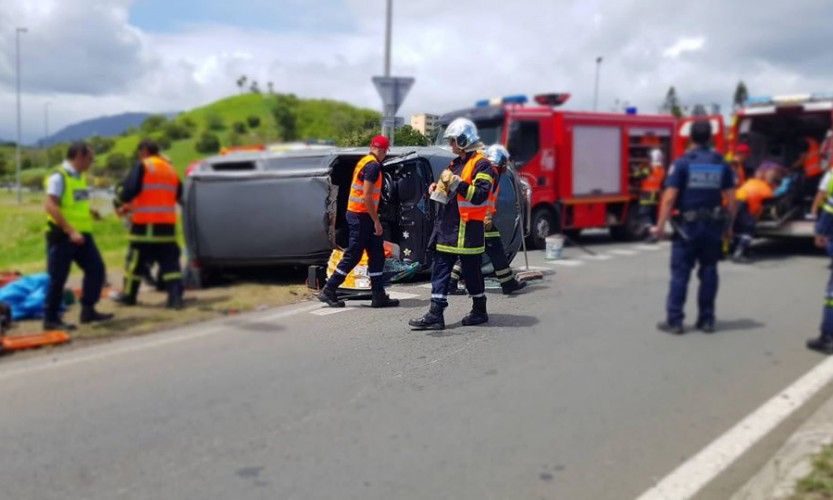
112, 139, 184, 309
317, 135, 399, 309
43, 141, 113, 330
651, 120, 736, 334
447, 144, 526, 295
409, 118, 493, 331
809, 166, 833, 354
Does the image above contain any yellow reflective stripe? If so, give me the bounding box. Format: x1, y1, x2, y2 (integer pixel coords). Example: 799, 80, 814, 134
435, 244, 485, 255
162, 272, 182, 281
485, 231, 501, 238
128, 235, 178, 243
498, 274, 515, 284
465, 184, 476, 201
474, 173, 494, 184
826, 298, 833, 307
457, 218, 467, 248
824, 203, 833, 214
124, 248, 141, 284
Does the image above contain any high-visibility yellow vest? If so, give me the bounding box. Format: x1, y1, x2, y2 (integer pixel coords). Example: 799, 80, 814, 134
45, 166, 92, 233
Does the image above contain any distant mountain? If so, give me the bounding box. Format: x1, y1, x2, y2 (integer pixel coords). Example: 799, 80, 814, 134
41, 111, 178, 146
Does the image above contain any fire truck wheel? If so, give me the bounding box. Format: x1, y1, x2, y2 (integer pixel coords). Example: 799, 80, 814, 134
609, 206, 642, 241
528, 207, 556, 250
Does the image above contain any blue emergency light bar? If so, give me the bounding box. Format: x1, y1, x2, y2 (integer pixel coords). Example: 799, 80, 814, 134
474, 95, 529, 107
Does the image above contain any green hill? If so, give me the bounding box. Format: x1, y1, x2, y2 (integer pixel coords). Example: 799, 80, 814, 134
101, 93, 381, 175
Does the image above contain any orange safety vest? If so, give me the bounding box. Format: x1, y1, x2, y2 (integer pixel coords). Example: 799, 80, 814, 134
132, 156, 179, 225
736, 178, 774, 218
805, 137, 822, 178
346, 154, 382, 214
640, 164, 665, 193
457, 152, 489, 222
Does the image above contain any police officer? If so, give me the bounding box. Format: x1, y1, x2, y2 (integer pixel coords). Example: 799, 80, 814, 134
318, 135, 399, 309
410, 118, 493, 331
807, 176, 833, 354
447, 144, 526, 295
43, 141, 113, 330
651, 120, 736, 334
113, 139, 184, 309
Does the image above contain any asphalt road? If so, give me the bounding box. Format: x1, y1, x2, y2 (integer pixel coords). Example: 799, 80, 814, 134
0, 235, 829, 500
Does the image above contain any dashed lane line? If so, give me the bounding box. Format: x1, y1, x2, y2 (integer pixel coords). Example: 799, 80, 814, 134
608, 249, 638, 256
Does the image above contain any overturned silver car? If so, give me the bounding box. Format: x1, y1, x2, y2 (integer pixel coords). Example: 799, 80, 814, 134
182, 147, 529, 286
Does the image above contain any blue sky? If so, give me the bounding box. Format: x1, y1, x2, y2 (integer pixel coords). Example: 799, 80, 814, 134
128, 0, 355, 33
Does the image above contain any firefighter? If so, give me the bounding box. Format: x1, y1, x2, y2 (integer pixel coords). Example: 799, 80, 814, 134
447, 144, 526, 295
651, 120, 736, 334
409, 118, 493, 331
43, 142, 113, 330
731, 163, 784, 262
729, 143, 750, 187
634, 134, 665, 241
112, 139, 184, 309
793, 136, 823, 179
808, 174, 833, 354
318, 135, 399, 308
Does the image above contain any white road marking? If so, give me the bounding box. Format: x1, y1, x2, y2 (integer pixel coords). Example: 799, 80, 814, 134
389, 291, 419, 300
636, 244, 663, 251
0, 303, 323, 381
311, 292, 419, 316
636, 355, 833, 500
419, 283, 433, 289
543, 259, 585, 267
609, 249, 638, 256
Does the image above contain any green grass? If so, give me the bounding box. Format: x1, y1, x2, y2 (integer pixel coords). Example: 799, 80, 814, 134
793, 443, 833, 499
0, 191, 129, 273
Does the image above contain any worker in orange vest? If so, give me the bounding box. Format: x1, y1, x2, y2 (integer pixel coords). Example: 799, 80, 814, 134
112, 139, 184, 309
793, 136, 823, 179
731, 163, 784, 262
318, 135, 399, 309
634, 135, 665, 241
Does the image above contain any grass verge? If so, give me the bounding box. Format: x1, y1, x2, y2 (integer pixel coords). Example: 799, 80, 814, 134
793, 443, 833, 499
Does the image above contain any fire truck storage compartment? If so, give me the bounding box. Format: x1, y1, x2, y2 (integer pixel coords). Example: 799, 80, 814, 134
571, 125, 622, 196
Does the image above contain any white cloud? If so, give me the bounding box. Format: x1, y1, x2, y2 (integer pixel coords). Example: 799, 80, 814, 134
2, 0, 833, 142
662, 37, 705, 59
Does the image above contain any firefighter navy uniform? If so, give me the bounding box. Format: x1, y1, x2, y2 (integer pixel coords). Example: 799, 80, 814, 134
448, 164, 526, 295
114, 155, 184, 308
410, 151, 493, 330
318, 144, 399, 309
662, 146, 734, 332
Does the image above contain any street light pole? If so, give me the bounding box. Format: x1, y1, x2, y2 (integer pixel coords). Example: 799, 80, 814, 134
381, 0, 394, 141
593, 56, 602, 112
15, 27, 27, 204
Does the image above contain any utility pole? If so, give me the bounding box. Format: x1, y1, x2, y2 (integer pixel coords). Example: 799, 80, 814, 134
15, 27, 27, 204
372, 0, 414, 147
593, 56, 603, 112
384, 0, 392, 79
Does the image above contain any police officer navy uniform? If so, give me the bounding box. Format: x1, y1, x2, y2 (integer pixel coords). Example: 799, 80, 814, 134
318, 135, 399, 309
43, 141, 113, 330
447, 144, 526, 295
410, 118, 494, 331
113, 139, 185, 309
652, 120, 736, 334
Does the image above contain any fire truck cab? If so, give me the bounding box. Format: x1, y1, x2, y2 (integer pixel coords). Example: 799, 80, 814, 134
436, 94, 724, 248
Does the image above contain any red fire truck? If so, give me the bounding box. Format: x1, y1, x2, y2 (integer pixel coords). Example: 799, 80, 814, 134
436, 94, 725, 248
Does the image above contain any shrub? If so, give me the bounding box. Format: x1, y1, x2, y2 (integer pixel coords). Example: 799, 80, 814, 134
246, 115, 261, 128
206, 113, 225, 131
89, 136, 115, 155
104, 153, 131, 178
163, 121, 192, 141
141, 114, 168, 133
21, 172, 45, 191
195, 131, 221, 154
232, 121, 248, 134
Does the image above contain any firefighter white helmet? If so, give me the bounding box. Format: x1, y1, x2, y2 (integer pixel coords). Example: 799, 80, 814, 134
485, 144, 510, 168
443, 118, 480, 150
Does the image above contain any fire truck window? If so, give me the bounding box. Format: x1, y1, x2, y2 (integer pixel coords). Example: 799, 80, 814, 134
507, 121, 540, 166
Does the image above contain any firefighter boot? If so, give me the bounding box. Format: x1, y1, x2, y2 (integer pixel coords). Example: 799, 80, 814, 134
371, 290, 400, 308
317, 286, 345, 308
80, 306, 114, 324
166, 281, 185, 310
462, 297, 489, 326
807, 335, 833, 355
409, 301, 445, 331
501, 278, 527, 295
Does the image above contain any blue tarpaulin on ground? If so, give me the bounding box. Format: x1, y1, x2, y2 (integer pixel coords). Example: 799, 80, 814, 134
0, 273, 54, 321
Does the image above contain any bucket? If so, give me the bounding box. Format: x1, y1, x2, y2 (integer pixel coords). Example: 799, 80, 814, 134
545, 234, 565, 260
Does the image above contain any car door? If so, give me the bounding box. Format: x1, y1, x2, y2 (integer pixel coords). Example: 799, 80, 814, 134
384, 155, 433, 266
